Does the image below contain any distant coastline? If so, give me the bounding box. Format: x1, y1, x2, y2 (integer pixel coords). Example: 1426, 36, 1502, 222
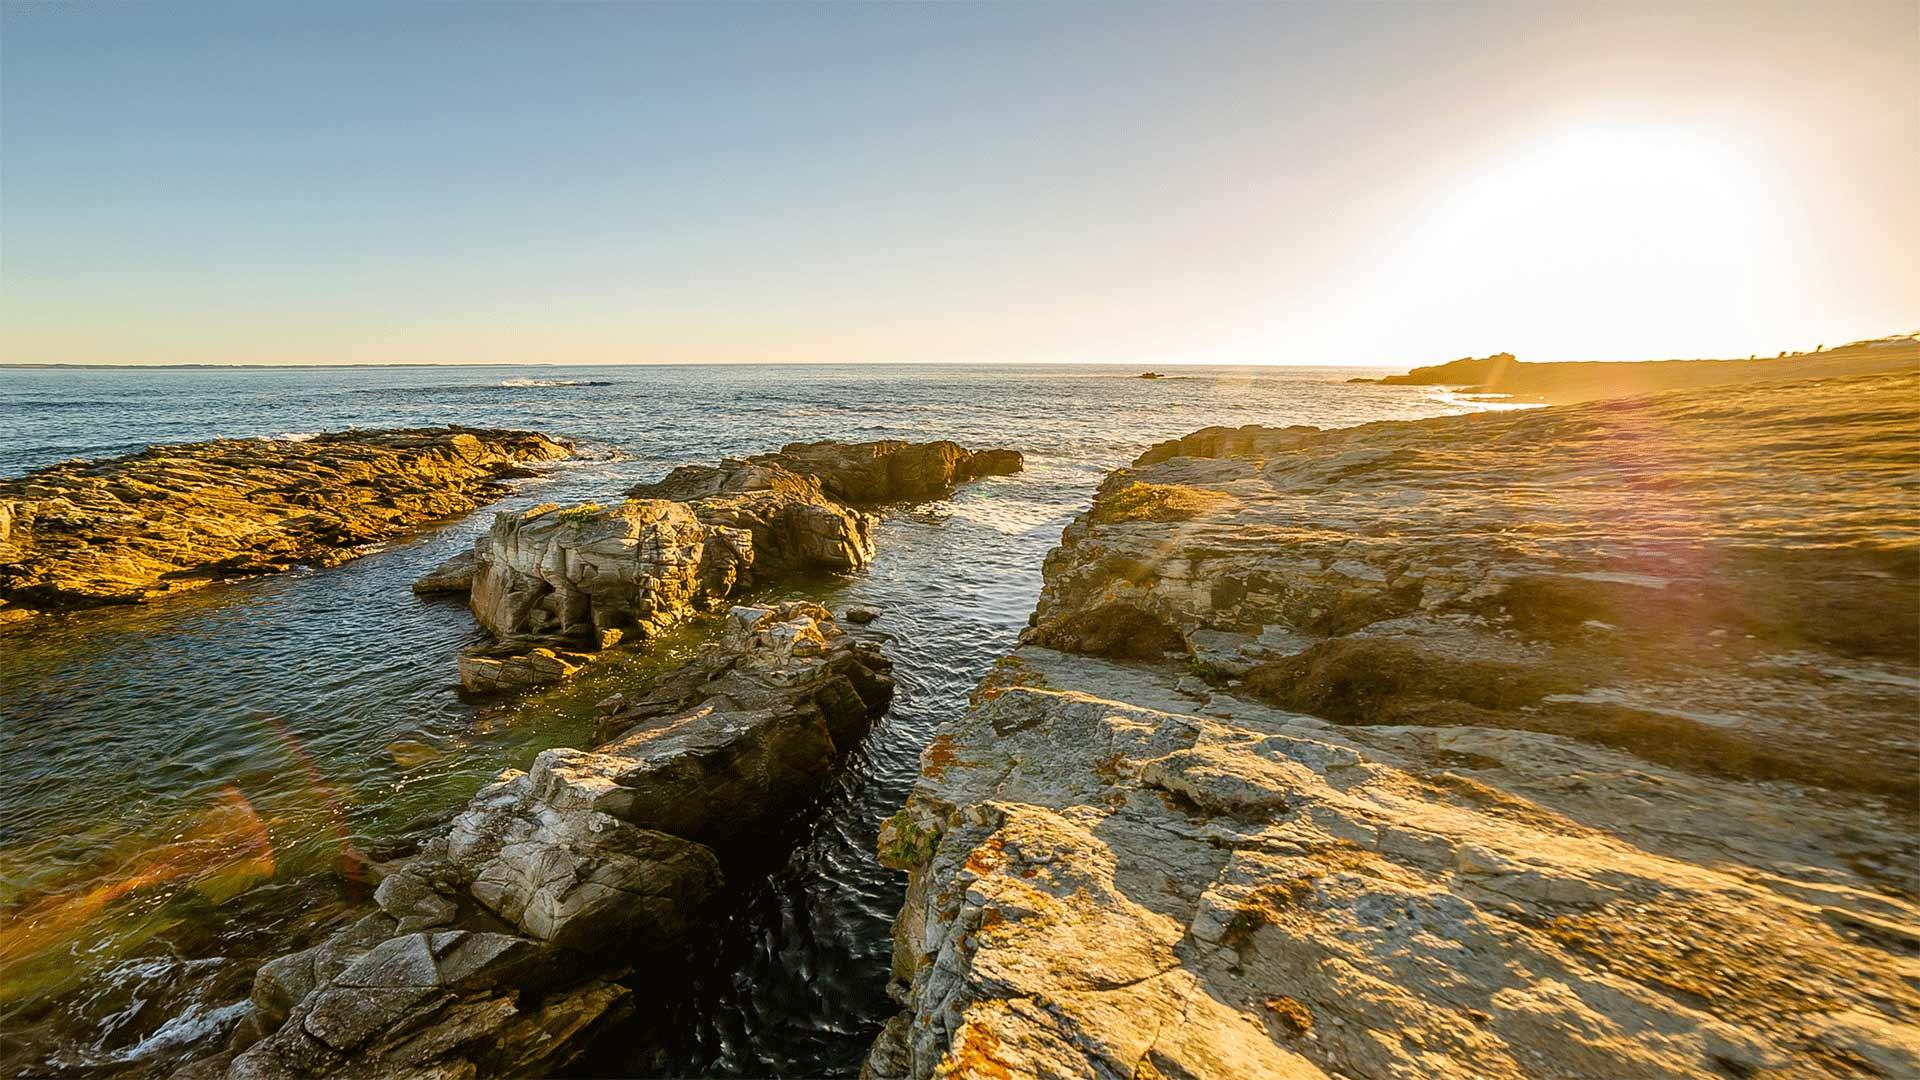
1, 360, 1398, 370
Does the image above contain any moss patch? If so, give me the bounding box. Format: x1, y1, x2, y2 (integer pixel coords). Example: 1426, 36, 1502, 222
876, 809, 942, 870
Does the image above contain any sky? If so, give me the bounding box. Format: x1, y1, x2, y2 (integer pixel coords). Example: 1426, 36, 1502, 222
1, 1, 1914, 367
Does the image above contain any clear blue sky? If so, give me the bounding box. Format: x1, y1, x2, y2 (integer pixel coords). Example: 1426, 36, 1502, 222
3, 1, 1914, 365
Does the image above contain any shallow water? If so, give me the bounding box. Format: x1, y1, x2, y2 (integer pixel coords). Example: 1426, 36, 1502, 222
0, 363, 1475, 1074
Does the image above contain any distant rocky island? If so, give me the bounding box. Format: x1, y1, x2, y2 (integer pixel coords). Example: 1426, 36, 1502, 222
1355, 333, 1919, 403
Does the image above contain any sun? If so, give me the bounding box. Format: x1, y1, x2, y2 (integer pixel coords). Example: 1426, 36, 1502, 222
1374, 119, 1786, 360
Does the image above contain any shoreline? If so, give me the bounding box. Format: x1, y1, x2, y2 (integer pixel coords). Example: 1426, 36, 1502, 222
1, 364, 1914, 1077
866, 367, 1920, 1077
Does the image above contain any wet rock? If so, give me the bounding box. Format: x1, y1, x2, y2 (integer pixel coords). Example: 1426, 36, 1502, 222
212, 602, 893, 1079
455, 644, 594, 693
410, 550, 478, 594
0, 427, 570, 627
846, 604, 882, 624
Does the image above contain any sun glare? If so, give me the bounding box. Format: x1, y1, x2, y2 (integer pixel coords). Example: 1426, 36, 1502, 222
1378, 121, 1781, 360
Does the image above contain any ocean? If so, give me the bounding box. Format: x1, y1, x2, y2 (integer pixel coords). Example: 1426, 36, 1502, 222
0, 363, 1477, 1076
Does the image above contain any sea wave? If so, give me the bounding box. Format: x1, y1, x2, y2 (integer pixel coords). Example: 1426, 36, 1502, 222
496, 377, 613, 388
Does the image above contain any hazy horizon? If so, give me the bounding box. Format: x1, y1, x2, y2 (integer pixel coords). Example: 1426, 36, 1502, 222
3, 1, 1915, 367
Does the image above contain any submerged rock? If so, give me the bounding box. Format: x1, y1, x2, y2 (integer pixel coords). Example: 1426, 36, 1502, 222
410, 549, 478, 594
208, 602, 892, 1079
870, 371, 1920, 1078
0, 427, 571, 627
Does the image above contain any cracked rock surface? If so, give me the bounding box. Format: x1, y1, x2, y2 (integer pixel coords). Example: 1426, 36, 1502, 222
868, 372, 1919, 1079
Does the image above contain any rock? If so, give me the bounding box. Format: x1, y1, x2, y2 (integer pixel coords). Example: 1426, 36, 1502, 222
1374, 335, 1917, 404
871, 371, 1920, 1078
633, 438, 1023, 507
468, 500, 751, 645
846, 605, 882, 624
412, 550, 479, 594
0, 427, 571, 627
624, 459, 878, 573
456, 645, 593, 693
869, 647, 1920, 1080
216, 601, 893, 1079
1028, 371, 1920, 799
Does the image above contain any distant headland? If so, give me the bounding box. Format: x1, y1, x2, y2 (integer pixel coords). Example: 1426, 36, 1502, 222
1354, 333, 1920, 404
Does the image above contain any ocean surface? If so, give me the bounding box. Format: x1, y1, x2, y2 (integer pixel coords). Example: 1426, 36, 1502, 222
0, 363, 1481, 1076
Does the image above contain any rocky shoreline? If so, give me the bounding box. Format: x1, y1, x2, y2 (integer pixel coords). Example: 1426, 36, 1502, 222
0, 427, 572, 628
867, 372, 1920, 1078
159, 438, 1024, 1077
7, 384, 1915, 1078
186, 601, 893, 1079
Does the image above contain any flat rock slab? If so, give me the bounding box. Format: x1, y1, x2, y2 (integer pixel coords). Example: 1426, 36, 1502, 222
0, 426, 570, 625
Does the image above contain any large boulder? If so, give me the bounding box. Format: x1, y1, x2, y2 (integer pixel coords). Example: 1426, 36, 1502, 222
624, 460, 878, 573
466, 499, 751, 646
433, 438, 1017, 694
630, 438, 1024, 508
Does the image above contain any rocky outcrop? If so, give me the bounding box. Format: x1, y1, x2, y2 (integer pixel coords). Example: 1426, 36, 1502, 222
431, 439, 1020, 693
208, 602, 892, 1079
1033, 370, 1920, 797
0, 427, 571, 627
869, 371, 1920, 1079
634, 439, 1024, 507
